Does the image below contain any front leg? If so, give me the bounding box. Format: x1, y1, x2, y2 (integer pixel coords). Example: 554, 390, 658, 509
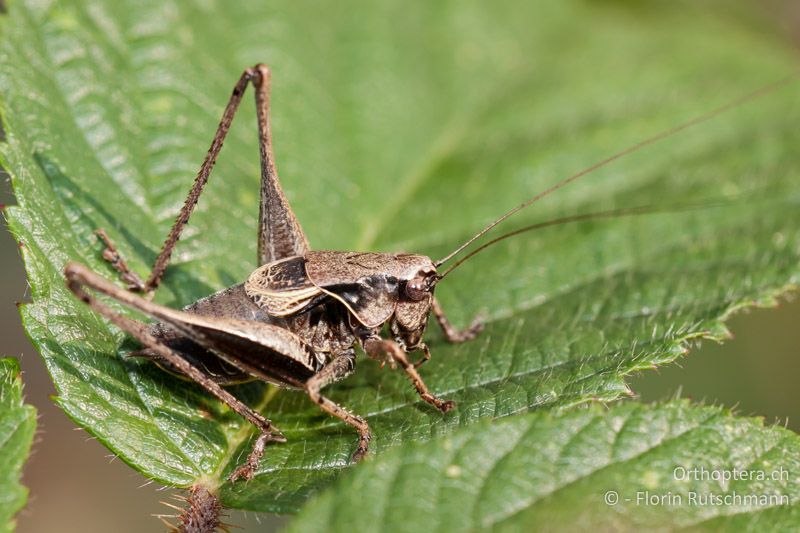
363, 337, 454, 413
432, 297, 484, 343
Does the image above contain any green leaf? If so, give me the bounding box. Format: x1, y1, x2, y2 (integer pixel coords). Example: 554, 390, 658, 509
1, 0, 798, 513
290, 401, 800, 532
0, 358, 37, 533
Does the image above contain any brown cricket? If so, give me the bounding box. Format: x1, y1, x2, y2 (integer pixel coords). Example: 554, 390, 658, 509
63, 64, 793, 481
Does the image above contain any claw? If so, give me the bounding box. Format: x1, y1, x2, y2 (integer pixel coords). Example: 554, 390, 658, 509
350, 434, 371, 463
438, 400, 456, 413
268, 431, 287, 443
460, 313, 486, 341
378, 355, 396, 370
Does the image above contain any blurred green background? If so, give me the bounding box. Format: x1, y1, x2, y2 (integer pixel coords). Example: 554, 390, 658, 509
2, 1, 799, 531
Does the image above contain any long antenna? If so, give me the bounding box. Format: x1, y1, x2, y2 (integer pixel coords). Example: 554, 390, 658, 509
434, 74, 797, 267
436, 201, 729, 279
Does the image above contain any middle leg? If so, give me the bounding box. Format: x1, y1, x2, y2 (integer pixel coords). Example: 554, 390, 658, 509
304, 350, 372, 461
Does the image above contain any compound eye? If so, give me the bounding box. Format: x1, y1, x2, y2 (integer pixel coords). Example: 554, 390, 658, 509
404, 277, 428, 301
